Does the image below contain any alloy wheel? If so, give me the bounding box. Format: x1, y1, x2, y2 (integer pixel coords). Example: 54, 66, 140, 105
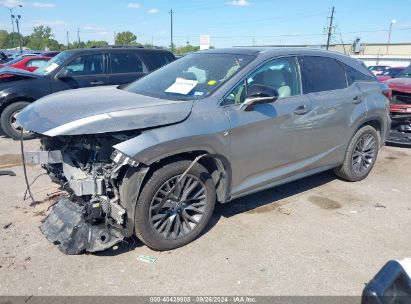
9, 110, 30, 135
352, 133, 376, 174
149, 174, 207, 240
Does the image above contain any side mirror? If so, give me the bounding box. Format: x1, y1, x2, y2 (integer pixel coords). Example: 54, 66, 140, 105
56, 68, 72, 79
240, 84, 279, 111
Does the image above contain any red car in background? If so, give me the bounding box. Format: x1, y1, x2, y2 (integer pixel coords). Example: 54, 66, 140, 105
376, 67, 405, 82
385, 65, 411, 146
0, 56, 51, 72
368, 65, 390, 75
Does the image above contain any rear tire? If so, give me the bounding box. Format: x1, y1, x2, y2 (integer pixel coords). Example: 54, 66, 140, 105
334, 125, 379, 182
0, 101, 36, 140
134, 160, 216, 251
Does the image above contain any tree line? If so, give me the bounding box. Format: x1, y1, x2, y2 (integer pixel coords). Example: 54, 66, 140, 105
0, 26, 202, 55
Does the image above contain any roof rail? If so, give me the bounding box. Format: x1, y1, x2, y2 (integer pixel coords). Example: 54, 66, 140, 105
89, 45, 144, 49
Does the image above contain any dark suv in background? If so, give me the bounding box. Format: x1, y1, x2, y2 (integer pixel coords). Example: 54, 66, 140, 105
0, 47, 175, 139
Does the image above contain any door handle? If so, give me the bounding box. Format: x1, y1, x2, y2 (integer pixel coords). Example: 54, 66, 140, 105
352, 95, 364, 104
294, 104, 311, 115
90, 81, 104, 86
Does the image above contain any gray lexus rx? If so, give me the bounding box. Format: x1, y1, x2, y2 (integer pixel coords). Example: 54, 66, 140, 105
17, 48, 391, 254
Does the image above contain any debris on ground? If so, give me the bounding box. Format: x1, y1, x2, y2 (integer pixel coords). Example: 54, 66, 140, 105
375, 203, 387, 209
0, 170, 16, 176
33, 211, 46, 217
138, 255, 157, 264
337, 210, 359, 217
3, 222, 13, 229
29, 200, 45, 207
277, 207, 292, 215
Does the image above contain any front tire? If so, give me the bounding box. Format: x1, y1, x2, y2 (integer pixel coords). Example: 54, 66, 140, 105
334, 125, 379, 182
134, 160, 216, 251
0, 101, 36, 140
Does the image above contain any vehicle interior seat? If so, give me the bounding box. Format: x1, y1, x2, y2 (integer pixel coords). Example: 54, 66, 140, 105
254, 69, 291, 98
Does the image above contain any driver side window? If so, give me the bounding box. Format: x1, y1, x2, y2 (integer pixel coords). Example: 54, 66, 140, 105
223, 56, 301, 105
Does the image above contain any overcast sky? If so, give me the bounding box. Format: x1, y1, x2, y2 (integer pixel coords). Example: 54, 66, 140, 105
1, 0, 410, 47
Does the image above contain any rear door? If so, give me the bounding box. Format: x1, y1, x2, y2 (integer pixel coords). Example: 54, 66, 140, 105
108, 51, 148, 85
51, 52, 108, 91
298, 56, 366, 166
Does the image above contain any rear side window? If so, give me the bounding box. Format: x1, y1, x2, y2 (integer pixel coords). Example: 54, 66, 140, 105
344, 64, 377, 85
148, 52, 174, 69
299, 56, 347, 94
110, 52, 147, 74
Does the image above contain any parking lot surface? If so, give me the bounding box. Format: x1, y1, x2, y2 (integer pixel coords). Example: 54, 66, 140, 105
0, 133, 410, 296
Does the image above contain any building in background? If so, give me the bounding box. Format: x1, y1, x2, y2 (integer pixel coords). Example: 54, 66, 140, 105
236, 42, 411, 67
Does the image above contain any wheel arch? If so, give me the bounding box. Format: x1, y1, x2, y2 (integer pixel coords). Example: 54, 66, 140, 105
0, 96, 36, 116
119, 150, 232, 237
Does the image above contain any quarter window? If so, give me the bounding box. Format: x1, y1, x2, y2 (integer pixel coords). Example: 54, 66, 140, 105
110, 53, 147, 74
65, 54, 104, 75
345, 64, 377, 85
299, 56, 347, 93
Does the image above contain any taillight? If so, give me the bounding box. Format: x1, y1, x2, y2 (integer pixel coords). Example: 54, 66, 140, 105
382, 88, 392, 99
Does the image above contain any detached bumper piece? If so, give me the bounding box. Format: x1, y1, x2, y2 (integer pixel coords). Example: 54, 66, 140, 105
41, 198, 125, 254
387, 129, 411, 147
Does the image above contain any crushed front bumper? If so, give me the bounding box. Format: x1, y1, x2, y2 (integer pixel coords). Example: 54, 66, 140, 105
387, 113, 411, 147
41, 198, 125, 254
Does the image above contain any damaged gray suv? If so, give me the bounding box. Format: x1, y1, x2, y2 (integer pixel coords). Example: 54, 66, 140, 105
17, 48, 391, 254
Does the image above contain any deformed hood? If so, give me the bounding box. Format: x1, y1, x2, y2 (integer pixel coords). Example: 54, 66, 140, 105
17, 86, 193, 136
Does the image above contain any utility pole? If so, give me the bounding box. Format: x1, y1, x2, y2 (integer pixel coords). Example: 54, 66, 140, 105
387, 19, 396, 54
169, 9, 174, 53
9, 9, 15, 48
113, 31, 116, 45
326, 6, 335, 50
14, 15, 22, 53
77, 27, 81, 47
67, 31, 70, 49
2, 4, 22, 49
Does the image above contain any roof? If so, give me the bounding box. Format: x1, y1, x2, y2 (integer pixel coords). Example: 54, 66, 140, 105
197, 47, 352, 60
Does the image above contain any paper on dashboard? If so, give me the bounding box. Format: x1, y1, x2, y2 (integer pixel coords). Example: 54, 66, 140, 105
165, 78, 198, 95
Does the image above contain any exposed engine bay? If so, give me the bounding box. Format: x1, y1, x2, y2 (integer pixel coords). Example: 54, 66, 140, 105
25, 132, 141, 254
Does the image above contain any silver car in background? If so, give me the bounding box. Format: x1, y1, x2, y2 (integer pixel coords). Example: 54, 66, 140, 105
17, 48, 391, 254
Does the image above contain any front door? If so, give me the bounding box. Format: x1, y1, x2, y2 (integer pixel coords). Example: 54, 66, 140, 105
52, 53, 108, 92
225, 56, 318, 197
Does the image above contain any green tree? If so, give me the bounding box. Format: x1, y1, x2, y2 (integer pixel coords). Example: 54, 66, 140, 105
115, 31, 138, 45
0, 30, 8, 49
174, 44, 200, 55
85, 40, 109, 48
26, 26, 55, 50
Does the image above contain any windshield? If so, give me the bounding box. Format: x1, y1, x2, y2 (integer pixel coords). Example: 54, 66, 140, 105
396, 66, 411, 78
34, 51, 72, 76
125, 53, 255, 100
